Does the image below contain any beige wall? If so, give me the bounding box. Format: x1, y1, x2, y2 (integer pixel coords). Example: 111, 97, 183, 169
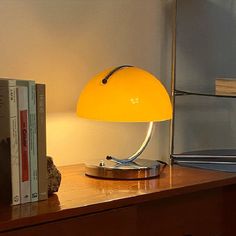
0, 0, 172, 166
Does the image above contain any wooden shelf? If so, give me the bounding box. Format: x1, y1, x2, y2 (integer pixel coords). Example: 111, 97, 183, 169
1, 164, 236, 235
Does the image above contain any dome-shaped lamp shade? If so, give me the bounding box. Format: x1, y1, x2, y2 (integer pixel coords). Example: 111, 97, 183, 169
77, 66, 172, 122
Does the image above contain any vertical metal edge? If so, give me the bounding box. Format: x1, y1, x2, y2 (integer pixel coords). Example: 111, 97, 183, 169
169, 0, 177, 164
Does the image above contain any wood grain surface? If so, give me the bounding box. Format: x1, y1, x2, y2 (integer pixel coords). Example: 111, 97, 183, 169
0, 164, 236, 234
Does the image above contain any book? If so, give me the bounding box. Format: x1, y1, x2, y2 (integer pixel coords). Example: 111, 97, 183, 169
36, 84, 48, 201
0, 79, 20, 205
16, 80, 38, 202
215, 78, 236, 96
17, 86, 31, 204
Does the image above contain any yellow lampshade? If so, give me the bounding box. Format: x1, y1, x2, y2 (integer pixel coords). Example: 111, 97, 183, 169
77, 66, 172, 122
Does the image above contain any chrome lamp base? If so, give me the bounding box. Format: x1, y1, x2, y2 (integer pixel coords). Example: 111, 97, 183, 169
85, 159, 160, 180
85, 122, 161, 179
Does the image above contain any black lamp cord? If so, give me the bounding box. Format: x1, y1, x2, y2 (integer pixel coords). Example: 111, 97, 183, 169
157, 160, 168, 172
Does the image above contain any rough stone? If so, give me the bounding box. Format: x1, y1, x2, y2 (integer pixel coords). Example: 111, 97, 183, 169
47, 156, 61, 195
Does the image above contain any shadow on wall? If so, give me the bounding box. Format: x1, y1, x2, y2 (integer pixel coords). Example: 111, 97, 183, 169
174, 0, 236, 154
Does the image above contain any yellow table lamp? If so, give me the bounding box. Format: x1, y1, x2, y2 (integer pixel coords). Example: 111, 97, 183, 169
77, 65, 172, 179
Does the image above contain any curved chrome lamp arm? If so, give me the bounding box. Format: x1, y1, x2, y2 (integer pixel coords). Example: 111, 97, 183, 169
106, 122, 154, 164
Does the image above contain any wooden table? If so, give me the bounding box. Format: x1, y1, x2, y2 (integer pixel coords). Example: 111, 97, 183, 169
0, 164, 236, 236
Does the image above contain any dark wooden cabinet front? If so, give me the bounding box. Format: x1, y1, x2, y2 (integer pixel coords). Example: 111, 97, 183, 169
1, 165, 236, 236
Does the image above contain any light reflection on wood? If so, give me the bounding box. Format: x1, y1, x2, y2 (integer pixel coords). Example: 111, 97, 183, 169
0, 164, 234, 232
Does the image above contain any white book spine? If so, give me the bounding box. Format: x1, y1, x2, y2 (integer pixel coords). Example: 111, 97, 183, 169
9, 80, 20, 205
17, 86, 31, 204
28, 81, 38, 202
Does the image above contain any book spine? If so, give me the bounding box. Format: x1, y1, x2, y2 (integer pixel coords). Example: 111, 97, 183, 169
28, 82, 38, 202
18, 86, 31, 204
36, 84, 48, 201
0, 79, 20, 205
9, 82, 20, 205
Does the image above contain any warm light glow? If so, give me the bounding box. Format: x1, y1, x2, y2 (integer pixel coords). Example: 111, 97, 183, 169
77, 66, 172, 122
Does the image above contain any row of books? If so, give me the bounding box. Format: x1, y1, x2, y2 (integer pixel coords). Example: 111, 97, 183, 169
0, 79, 48, 205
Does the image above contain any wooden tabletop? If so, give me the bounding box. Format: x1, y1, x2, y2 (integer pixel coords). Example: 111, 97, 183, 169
1, 164, 236, 232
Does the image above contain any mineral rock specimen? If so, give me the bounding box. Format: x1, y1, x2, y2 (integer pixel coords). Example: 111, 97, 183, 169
47, 156, 61, 195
